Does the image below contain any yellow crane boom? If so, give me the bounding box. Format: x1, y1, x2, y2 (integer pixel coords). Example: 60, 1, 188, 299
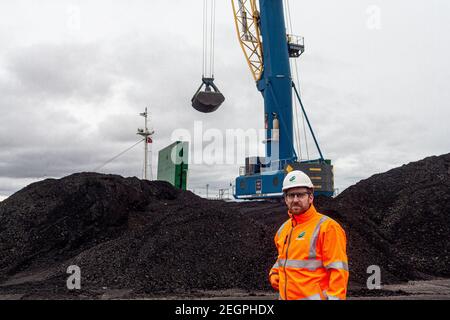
231, 0, 264, 81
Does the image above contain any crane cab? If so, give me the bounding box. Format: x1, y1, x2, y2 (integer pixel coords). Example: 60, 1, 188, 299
287, 34, 305, 58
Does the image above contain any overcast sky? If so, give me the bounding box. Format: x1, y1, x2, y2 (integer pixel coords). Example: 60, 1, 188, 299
0, 0, 449, 200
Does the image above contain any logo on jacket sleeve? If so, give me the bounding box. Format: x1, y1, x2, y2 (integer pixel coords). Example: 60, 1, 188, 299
296, 231, 306, 240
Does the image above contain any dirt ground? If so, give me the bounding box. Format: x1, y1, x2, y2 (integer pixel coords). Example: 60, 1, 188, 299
1, 279, 449, 300
133, 279, 450, 300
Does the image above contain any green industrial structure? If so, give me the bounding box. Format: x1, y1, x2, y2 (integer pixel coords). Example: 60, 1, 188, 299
157, 141, 189, 190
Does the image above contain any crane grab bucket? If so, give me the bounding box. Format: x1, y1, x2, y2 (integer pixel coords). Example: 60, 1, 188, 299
191, 78, 225, 113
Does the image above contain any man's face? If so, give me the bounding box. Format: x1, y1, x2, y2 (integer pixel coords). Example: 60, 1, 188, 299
284, 187, 313, 215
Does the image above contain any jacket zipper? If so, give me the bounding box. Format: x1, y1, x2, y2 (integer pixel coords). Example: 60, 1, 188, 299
283, 224, 295, 300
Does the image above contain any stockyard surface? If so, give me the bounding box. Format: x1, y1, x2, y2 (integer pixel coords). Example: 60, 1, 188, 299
0, 154, 449, 300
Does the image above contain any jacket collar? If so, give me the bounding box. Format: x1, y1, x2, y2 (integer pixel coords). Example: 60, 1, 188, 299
288, 204, 318, 226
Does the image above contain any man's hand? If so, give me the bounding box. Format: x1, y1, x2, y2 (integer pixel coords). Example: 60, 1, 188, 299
269, 273, 279, 290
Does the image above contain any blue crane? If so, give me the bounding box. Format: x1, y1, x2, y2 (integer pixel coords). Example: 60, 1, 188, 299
192, 0, 334, 199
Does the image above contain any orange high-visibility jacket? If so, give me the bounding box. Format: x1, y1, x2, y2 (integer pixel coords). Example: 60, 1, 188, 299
269, 204, 349, 300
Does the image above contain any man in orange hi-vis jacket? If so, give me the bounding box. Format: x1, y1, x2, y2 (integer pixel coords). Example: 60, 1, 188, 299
269, 170, 349, 300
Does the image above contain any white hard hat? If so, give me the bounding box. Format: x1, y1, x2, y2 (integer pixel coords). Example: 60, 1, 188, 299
282, 170, 314, 192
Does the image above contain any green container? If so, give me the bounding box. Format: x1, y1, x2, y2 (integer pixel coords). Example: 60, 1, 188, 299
157, 141, 189, 190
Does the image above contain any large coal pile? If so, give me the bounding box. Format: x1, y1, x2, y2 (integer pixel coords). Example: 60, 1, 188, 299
63, 193, 274, 293
0, 173, 274, 293
0, 153, 449, 297
331, 153, 450, 279
0, 173, 179, 278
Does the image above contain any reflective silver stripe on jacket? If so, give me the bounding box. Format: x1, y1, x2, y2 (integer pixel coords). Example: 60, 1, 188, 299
308, 216, 329, 259
271, 260, 279, 270
325, 261, 349, 272
327, 295, 341, 300
277, 259, 324, 271
277, 220, 289, 238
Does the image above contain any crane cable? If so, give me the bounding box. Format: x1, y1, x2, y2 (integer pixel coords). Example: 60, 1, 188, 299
284, 0, 302, 160
202, 0, 207, 77
285, 0, 310, 160
285, 0, 304, 160
94, 138, 145, 172
202, 0, 217, 78
210, 0, 216, 77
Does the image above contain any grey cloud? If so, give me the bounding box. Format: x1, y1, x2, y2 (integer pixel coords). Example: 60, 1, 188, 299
5, 43, 116, 102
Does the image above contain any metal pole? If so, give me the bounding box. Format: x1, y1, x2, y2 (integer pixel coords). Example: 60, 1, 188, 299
138, 107, 153, 181
144, 107, 148, 180
292, 83, 325, 161
137, 107, 154, 181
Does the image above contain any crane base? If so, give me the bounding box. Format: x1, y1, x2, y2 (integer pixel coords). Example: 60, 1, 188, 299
234, 161, 335, 200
